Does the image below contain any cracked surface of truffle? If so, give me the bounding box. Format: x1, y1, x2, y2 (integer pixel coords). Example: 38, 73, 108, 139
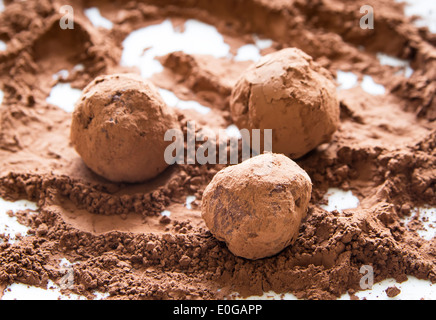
201, 153, 312, 260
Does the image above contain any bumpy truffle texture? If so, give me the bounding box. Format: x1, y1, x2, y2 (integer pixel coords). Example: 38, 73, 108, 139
70, 73, 180, 183
230, 48, 340, 159
201, 153, 312, 260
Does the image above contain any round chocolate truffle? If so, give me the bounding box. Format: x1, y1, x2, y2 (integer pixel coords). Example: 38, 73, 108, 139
70, 73, 180, 183
230, 48, 340, 159
201, 153, 312, 260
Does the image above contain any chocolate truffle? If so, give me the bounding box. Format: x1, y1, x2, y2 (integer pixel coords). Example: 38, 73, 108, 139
230, 48, 340, 159
201, 153, 312, 260
70, 73, 180, 183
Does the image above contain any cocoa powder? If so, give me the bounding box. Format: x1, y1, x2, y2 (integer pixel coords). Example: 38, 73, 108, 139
0, 0, 435, 300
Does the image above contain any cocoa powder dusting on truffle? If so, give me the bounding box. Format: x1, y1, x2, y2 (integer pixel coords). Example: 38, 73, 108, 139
0, 0, 435, 300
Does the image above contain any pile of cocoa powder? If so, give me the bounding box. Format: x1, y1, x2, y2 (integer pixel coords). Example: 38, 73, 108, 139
0, 0, 435, 300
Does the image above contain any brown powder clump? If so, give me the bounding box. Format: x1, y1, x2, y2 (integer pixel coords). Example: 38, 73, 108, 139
201, 153, 312, 260
385, 286, 401, 298
70, 73, 180, 183
230, 48, 340, 159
